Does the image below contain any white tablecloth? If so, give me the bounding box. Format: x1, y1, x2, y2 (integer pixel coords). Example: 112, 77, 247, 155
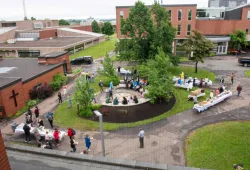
175, 82, 193, 90
15, 123, 65, 140
173, 77, 213, 87
193, 91, 232, 112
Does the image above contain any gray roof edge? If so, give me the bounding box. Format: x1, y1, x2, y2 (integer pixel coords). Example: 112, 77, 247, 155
5, 143, 206, 170
0, 77, 22, 90
116, 4, 197, 8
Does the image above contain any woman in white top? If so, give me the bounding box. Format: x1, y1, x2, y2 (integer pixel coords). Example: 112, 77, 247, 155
210, 90, 214, 99
45, 131, 50, 142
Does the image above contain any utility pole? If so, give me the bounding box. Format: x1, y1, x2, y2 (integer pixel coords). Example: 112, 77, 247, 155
22, 0, 28, 20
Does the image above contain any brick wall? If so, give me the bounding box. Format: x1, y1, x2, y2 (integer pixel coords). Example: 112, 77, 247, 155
22, 65, 64, 101
0, 81, 26, 117
39, 29, 57, 39
0, 131, 11, 170
0, 28, 17, 43
116, 5, 197, 39
71, 25, 92, 32
196, 20, 250, 35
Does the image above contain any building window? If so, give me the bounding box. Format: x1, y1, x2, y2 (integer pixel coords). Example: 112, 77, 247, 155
120, 11, 124, 19
188, 10, 192, 20
187, 24, 192, 35
178, 10, 182, 21
246, 29, 249, 34
177, 24, 181, 35
247, 11, 250, 20
168, 10, 172, 20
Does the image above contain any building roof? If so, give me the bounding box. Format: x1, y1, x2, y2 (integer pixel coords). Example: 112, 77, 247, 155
0, 77, 22, 90
226, 3, 250, 11
116, 4, 197, 8
0, 58, 62, 89
0, 27, 16, 35
57, 28, 105, 37
0, 37, 95, 48
39, 52, 68, 58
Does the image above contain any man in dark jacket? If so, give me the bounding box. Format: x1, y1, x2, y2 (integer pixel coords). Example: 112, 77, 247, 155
23, 123, 31, 142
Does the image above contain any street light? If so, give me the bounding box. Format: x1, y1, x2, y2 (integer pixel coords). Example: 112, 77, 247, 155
94, 110, 105, 156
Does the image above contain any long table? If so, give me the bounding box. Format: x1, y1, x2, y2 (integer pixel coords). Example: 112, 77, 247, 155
193, 91, 232, 113
15, 123, 66, 140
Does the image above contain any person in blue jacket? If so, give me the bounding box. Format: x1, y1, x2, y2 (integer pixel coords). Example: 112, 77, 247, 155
84, 134, 91, 152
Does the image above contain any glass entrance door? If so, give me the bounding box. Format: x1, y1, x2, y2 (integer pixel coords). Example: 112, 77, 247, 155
217, 46, 226, 54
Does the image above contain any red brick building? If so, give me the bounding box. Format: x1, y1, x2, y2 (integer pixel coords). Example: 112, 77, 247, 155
116, 3, 250, 55
0, 130, 11, 170
0, 52, 71, 117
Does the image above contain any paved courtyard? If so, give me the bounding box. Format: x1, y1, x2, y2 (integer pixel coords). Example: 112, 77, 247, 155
2, 56, 250, 167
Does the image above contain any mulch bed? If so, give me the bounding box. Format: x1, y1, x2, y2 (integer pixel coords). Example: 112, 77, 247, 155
87, 96, 176, 123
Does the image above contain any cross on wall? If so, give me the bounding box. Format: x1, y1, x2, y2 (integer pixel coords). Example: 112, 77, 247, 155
9, 90, 19, 107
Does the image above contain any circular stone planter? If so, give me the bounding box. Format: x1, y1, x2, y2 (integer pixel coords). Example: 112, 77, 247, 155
88, 88, 176, 123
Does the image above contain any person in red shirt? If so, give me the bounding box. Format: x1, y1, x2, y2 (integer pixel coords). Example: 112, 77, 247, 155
67, 127, 73, 139
53, 128, 60, 147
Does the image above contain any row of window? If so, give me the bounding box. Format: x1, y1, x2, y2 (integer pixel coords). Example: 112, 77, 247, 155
177, 24, 192, 36
169, 9, 192, 21
120, 9, 193, 21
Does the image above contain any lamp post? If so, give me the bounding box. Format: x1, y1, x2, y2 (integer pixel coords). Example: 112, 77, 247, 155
94, 110, 105, 156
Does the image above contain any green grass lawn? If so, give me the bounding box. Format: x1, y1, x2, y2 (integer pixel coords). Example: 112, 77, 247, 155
70, 34, 117, 60
186, 121, 250, 170
54, 73, 211, 131
244, 70, 250, 78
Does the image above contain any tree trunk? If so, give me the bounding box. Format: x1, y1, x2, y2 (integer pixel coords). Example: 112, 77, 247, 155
195, 61, 198, 73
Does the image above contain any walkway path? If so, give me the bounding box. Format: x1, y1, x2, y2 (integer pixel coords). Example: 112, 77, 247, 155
2, 56, 250, 167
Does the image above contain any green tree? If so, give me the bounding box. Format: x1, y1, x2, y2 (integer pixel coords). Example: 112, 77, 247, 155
101, 22, 114, 39
31, 17, 36, 20
182, 30, 215, 73
230, 29, 247, 51
74, 76, 94, 117
59, 19, 70, 25
91, 20, 101, 33
115, 1, 176, 62
98, 54, 120, 86
144, 48, 173, 103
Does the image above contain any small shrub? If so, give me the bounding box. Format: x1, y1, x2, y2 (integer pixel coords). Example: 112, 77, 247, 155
103, 76, 120, 87
91, 104, 102, 111
27, 100, 37, 108
169, 54, 180, 66
50, 73, 68, 91
29, 84, 53, 99
79, 107, 93, 117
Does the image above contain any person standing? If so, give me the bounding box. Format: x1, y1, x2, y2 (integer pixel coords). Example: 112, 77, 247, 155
236, 84, 242, 97
68, 95, 72, 109
53, 128, 60, 147
45, 131, 50, 143
23, 123, 31, 142
210, 90, 214, 99
110, 81, 113, 90
34, 106, 39, 119
67, 127, 73, 139
27, 107, 33, 121
204, 77, 208, 88
70, 136, 78, 152
118, 66, 121, 75
99, 80, 104, 92
231, 73, 235, 84
47, 112, 54, 128
138, 128, 144, 148
220, 77, 224, 86
199, 78, 203, 88
58, 92, 62, 104
215, 88, 220, 96
84, 134, 92, 152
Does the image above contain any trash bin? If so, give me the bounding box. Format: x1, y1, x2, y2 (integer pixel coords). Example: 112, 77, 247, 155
11, 122, 18, 133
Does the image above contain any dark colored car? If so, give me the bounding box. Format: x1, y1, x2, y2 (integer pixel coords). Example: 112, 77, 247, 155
238, 57, 250, 67
70, 56, 93, 65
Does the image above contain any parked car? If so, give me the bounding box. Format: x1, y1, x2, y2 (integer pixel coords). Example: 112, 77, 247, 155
70, 56, 93, 65
238, 57, 250, 67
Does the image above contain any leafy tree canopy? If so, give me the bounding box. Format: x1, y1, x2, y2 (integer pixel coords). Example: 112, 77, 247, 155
101, 22, 114, 38
59, 19, 70, 25
143, 48, 174, 103
182, 30, 215, 73
230, 29, 247, 50
91, 20, 101, 33
116, 1, 176, 62
31, 17, 36, 20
